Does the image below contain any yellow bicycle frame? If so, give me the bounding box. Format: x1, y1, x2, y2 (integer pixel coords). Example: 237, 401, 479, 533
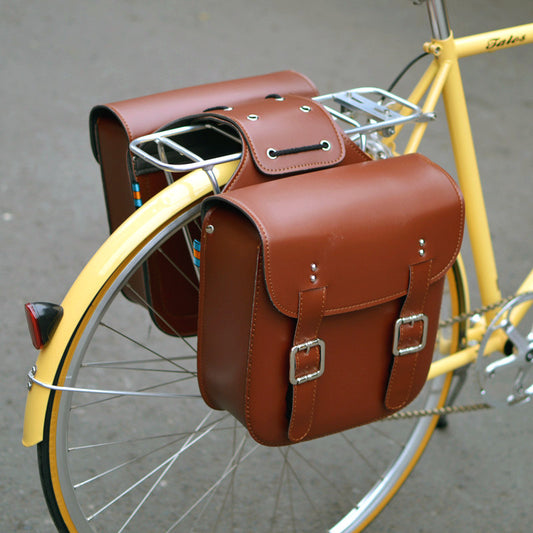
23, 23, 533, 447
399, 23, 533, 379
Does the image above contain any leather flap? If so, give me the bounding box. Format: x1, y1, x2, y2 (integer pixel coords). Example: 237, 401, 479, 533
201, 95, 345, 176
203, 154, 464, 318
89, 70, 318, 162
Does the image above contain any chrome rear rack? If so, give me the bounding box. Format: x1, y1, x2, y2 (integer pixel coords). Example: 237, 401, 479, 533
129, 87, 434, 176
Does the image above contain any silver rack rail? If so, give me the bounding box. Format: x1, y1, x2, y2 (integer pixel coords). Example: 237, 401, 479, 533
129, 87, 434, 176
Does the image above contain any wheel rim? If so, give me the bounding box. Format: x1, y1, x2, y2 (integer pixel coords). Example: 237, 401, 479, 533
42, 207, 463, 533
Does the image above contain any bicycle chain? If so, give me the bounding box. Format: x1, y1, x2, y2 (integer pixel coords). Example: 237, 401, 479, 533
383, 402, 492, 421
391, 293, 523, 420
438, 293, 519, 329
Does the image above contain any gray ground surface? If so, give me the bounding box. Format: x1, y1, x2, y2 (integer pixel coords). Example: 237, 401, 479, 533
1, 0, 532, 531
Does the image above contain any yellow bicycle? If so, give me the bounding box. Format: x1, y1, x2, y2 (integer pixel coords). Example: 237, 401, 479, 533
22, 1, 533, 531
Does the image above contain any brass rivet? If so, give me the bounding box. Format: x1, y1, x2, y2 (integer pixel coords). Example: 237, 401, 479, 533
205, 225, 215, 234
419, 238, 426, 247
310, 274, 317, 283
310, 263, 318, 272
419, 249, 426, 256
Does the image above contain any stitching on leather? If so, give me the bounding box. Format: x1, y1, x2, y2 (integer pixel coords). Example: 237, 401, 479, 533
216, 154, 463, 317
224, 146, 249, 192
245, 247, 270, 446
299, 288, 327, 439
289, 287, 326, 442
196, 213, 217, 409
211, 196, 415, 317
247, 126, 344, 175
415, 154, 465, 281
288, 294, 306, 440
227, 97, 345, 174
386, 261, 432, 410
341, 131, 371, 162
401, 261, 432, 407
107, 104, 133, 142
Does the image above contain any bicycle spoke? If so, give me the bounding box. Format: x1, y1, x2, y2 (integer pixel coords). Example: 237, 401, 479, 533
368, 421, 408, 448
77, 412, 229, 488
166, 441, 261, 532
70, 375, 201, 410
192, 432, 248, 532
74, 433, 189, 489
212, 421, 242, 532
69, 429, 197, 451
87, 447, 179, 522
270, 448, 290, 533
81, 364, 195, 374
286, 454, 297, 533
288, 445, 347, 499
339, 432, 381, 476
280, 448, 326, 530
82, 355, 196, 370
122, 284, 198, 353
156, 247, 199, 292
87, 411, 223, 523
117, 428, 203, 532
99, 321, 196, 375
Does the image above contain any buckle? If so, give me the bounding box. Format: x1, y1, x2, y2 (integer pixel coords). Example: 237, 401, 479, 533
392, 314, 428, 356
289, 339, 326, 385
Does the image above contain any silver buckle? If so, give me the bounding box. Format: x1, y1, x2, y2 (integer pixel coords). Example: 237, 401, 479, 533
289, 339, 326, 385
392, 314, 428, 356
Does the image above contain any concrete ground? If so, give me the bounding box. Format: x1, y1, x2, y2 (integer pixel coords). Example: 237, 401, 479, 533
1, 0, 532, 531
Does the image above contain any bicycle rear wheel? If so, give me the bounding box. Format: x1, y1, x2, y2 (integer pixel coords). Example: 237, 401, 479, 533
37, 182, 467, 532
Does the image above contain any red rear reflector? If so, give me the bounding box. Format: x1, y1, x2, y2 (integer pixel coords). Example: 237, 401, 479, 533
25, 303, 44, 349
24, 302, 63, 350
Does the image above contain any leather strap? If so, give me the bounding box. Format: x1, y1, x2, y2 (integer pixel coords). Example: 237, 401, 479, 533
385, 260, 433, 410
203, 96, 370, 193
288, 287, 327, 442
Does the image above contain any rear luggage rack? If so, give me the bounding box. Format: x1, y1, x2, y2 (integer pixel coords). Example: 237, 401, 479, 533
129, 87, 434, 176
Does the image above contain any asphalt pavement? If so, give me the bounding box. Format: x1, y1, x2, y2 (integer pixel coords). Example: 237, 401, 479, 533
1, 1, 532, 531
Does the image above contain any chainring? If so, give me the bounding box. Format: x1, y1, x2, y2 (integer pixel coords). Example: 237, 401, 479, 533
475, 292, 533, 407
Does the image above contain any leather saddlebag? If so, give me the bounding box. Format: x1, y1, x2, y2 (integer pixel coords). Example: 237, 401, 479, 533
198, 154, 464, 446
88, 71, 319, 336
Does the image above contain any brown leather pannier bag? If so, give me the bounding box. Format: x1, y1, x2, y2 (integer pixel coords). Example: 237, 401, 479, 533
198, 154, 464, 446
88, 71, 319, 336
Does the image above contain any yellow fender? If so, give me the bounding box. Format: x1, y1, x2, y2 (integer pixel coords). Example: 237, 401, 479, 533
22, 162, 238, 447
